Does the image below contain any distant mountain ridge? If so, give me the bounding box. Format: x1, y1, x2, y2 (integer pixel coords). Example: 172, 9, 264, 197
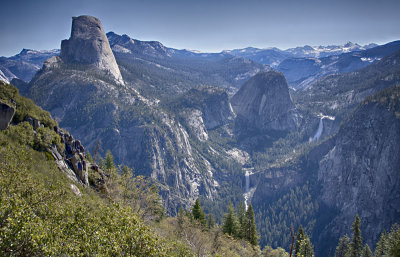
226, 42, 378, 66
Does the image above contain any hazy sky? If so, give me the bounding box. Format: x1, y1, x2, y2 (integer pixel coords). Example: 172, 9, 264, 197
1, 0, 399, 56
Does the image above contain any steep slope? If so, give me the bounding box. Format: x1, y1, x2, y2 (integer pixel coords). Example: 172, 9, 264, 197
231, 71, 300, 133
1, 81, 262, 256
317, 86, 400, 249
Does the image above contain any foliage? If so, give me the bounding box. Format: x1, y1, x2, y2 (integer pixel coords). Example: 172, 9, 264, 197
245, 204, 258, 246
222, 202, 240, 237
0, 81, 57, 128
295, 225, 305, 256
262, 246, 289, 257
191, 198, 206, 226
296, 234, 314, 257
256, 184, 318, 249
335, 234, 351, 257
360, 244, 372, 257
350, 214, 363, 257
0, 141, 169, 256
334, 218, 400, 257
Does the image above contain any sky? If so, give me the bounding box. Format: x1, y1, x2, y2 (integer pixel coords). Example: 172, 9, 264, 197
1, 0, 400, 57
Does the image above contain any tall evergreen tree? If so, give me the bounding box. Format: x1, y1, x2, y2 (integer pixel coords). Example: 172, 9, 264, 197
296, 234, 314, 257
335, 234, 351, 257
237, 201, 246, 238
374, 231, 388, 257
104, 150, 117, 179
360, 244, 372, 257
222, 202, 239, 236
192, 198, 206, 225
245, 204, 258, 246
350, 215, 363, 257
295, 225, 305, 256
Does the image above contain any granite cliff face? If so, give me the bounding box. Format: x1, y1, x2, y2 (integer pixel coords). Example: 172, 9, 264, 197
172, 86, 236, 142
318, 86, 400, 247
60, 15, 124, 85
231, 71, 300, 132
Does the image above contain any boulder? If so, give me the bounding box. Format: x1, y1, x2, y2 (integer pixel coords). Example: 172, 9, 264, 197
0, 102, 15, 130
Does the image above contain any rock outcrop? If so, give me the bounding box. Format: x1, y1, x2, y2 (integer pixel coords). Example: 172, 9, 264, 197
0, 102, 15, 130
60, 15, 124, 85
231, 71, 300, 132
318, 86, 400, 247
178, 87, 236, 137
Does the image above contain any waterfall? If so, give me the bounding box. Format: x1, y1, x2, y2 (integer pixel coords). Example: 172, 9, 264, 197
245, 170, 250, 193
312, 118, 324, 141
244, 169, 250, 210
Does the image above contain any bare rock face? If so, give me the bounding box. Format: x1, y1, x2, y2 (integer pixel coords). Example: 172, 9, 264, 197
318, 86, 400, 247
231, 71, 300, 132
60, 15, 124, 85
0, 102, 15, 130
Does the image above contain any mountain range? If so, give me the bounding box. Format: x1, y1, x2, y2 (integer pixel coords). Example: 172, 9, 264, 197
1, 15, 399, 256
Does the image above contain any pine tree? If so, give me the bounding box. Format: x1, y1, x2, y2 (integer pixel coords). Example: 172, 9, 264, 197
388, 224, 400, 257
350, 214, 363, 257
374, 231, 388, 257
192, 198, 206, 225
295, 225, 305, 256
296, 234, 314, 257
237, 201, 246, 238
222, 202, 239, 236
104, 150, 117, 179
245, 204, 258, 246
360, 244, 372, 257
335, 234, 351, 257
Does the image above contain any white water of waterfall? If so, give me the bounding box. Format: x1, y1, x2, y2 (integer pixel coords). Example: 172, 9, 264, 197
312, 118, 324, 141
244, 170, 250, 210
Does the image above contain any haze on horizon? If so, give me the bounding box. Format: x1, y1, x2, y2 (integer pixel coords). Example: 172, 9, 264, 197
1, 0, 399, 57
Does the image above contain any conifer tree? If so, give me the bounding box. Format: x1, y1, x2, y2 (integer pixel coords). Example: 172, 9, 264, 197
335, 234, 351, 257
192, 198, 206, 225
237, 201, 246, 238
350, 214, 363, 257
388, 224, 400, 257
374, 231, 388, 257
104, 150, 117, 179
222, 202, 239, 236
296, 234, 314, 257
295, 225, 305, 256
245, 204, 258, 246
360, 244, 372, 257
